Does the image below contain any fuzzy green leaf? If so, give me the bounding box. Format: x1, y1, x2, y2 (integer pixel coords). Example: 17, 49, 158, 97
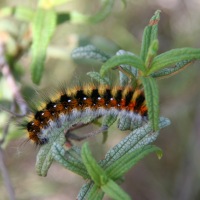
100, 54, 145, 76
118, 117, 132, 131
78, 182, 105, 200
102, 114, 118, 128
87, 184, 105, 200
145, 39, 159, 68
148, 48, 200, 75
140, 10, 160, 61
31, 8, 56, 84
118, 116, 143, 131
105, 145, 162, 180
52, 143, 89, 179
151, 60, 193, 78
101, 179, 131, 200
149, 10, 160, 42
72, 45, 110, 63
78, 182, 94, 200
35, 129, 66, 176
141, 77, 159, 131
101, 117, 170, 169
140, 26, 151, 61
36, 119, 86, 176
81, 143, 108, 186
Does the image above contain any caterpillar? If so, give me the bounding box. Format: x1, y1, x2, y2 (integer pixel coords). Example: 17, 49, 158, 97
24, 84, 148, 145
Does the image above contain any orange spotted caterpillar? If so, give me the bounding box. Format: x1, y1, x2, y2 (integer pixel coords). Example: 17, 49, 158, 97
23, 84, 148, 145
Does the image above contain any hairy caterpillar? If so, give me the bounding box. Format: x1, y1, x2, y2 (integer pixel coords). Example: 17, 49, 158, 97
23, 84, 148, 145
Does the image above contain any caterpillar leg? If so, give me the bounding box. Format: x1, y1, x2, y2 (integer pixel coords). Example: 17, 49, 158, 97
65, 113, 117, 142
65, 125, 108, 142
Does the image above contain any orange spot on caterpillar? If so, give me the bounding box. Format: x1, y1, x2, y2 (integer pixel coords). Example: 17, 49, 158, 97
23, 85, 148, 145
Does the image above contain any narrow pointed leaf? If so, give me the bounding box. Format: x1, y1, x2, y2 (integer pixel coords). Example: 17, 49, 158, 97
52, 143, 89, 179
101, 179, 131, 200
105, 145, 162, 180
148, 48, 200, 75
87, 184, 104, 200
81, 143, 108, 186
141, 77, 159, 130
149, 10, 160, 42
140, 10, 160, 61
31, 8, 56, 84
145, 39, 159, 68
140, 26, 151, 61
101, 117, 170, 168
102, 114, 118, 128
151, 60, 193, 79
100, 54, 145, 76
118, 116, 132, 131
77, 182, 94, 200
35, 128, 65, 176
36, 120, 80, 176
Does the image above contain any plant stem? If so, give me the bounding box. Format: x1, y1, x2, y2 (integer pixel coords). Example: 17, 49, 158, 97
0, 147, 16, 200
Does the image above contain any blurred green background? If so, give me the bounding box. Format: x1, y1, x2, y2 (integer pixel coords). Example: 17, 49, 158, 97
0, 0, 200, 199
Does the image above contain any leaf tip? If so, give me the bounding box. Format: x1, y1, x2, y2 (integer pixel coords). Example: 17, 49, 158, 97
149, 10, 161, 26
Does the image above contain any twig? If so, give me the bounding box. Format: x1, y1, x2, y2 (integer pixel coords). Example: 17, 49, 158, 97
0, 42, 28, 116
66, 125, 108, 141
0, 42, 27, 200
0, 102, 15, 145
0, 147, 16, 200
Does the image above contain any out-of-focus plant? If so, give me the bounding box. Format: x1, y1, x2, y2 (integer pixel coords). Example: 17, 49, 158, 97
0, 0, 122, 85
1, 1, 200, 199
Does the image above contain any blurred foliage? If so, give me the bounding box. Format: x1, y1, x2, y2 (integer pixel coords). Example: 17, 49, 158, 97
0, 0, 124, 84
0, 0, 200, 200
